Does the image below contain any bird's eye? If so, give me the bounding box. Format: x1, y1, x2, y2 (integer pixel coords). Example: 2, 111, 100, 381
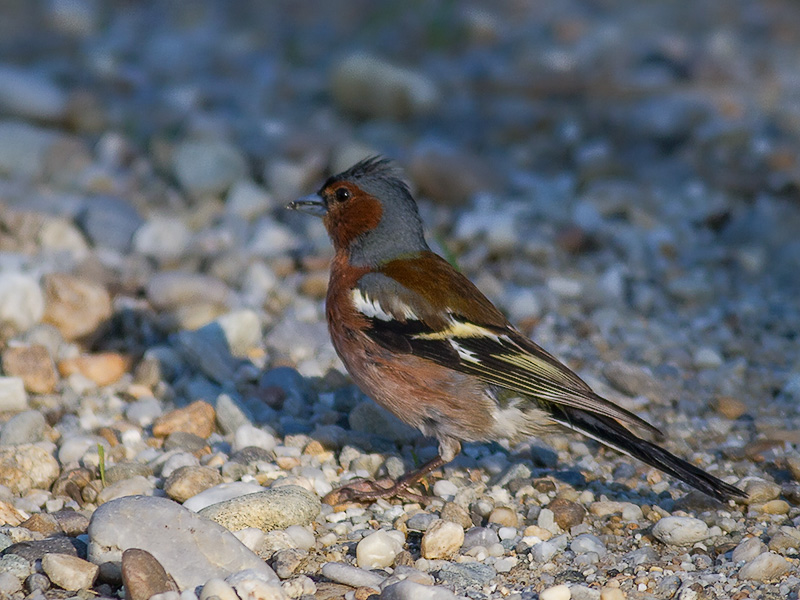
334, 187, 351, 202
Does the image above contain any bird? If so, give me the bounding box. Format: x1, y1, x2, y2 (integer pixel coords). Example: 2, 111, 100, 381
287, 156, 745, 505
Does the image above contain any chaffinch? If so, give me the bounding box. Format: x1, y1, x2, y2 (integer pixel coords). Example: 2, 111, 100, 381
288, 157, 745, 504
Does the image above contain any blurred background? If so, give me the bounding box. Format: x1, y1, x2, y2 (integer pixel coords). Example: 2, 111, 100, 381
0, 0, 798, 400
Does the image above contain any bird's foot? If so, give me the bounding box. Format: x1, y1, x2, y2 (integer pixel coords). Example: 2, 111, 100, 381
322, 454, 446, 505
322, 477, 429, 505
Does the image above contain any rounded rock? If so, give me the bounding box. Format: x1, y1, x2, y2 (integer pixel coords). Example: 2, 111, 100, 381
330, 53, 440, 120
164, 466, 223, 503
0, 66, 68, 121
200, 578, 239, 600
732, 537, 767, 563
96, 476, 156, 505
41, 274, 112, 341
183, 481, 266, 512
152, 400, 216, 439
547, 498, 586, 530
121, 548, 178, 600
420, 519, 464, 560
0, 410, 46, 446
0, 273, 44, 335
1, 346, 57, 394
738, 551, 792, 582
172, 140, 247, 197
198, 486, 320, 532
740, 478, 782, 504
0, 377, 28, 413
356, 529, 404, 569
381, 578, 458, 600
87, 495, 277, 590
488, 506, 518, 528
0, 444, 59, 495
652, 516, 709, 546
41, 553, 98, 591
320, 562, 385, 589
540, 584, 571, 600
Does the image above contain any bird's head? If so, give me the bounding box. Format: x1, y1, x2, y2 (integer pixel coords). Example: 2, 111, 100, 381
288, 156, 429, 266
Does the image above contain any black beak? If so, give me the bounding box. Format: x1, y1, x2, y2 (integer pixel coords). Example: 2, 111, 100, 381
286, 194, 327, 217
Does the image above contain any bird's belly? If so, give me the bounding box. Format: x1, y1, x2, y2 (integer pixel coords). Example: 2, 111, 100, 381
330, 327, 499, 443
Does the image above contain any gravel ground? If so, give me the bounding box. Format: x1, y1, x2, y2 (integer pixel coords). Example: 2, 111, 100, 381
0, 1, 799, 599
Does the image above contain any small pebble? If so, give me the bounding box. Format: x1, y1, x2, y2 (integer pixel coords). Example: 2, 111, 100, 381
41, 553, 98, 591
356, 529, 404, 569
652, 516, 709, 546
320, 562, 385, 589
738, 551, 792, 582
420, 519, 464, 559
198, 486, 321, 532
540, 584, 571, 600
732, 537, 767, 563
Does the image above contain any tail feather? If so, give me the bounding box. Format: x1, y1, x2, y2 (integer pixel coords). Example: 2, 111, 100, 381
548, 405, 746, 502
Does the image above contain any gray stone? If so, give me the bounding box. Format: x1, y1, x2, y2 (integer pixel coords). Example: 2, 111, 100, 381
0, 410, 44, 445
77, 196, 144, 252
41, 554, 98, 591
96, 475, 156, 504
0, 572, 21, 595
198, 486, 320, 532
330, 53, 440, 119
461, 527, 500, 552
0, 66, 68, 121
173, 140, 248, 197
183, 481, 266, 512
0, 377, 28, 413
88, 495, 277, 590
407, 512, 439, 532
3, 537, 83, 561
104, 462, 154, 485
320, 562, 385, 589
0, 273, 44, 335
147, 272, 231, 312
0, 444, 59, 495
531, 540, 560, 562
738, 551, 792, 582
602, 361, 665, 403
0, 554, 32, 580
132, 217, 191, 262
570, 534, 607, 558
652, 516, 709, 546
0, 121, 61, 179
226, 180, 274, 221
381, 579, 458, 599
172, 321, 243, 384
214, 393, 254, 436
732, 537, 767, 564
435, 562, 495, 588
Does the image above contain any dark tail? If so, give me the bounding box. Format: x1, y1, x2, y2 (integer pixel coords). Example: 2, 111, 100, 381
549, 405, 746, 502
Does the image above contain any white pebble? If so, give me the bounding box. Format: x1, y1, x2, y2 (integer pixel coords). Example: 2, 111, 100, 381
652, 516, 709, 546
498, 526, 517, 540
433, 479, 458, 500
738, 551, 792, 582
356, 529, 405, 569
233, 424, 276, 453
693, 347, 723, 369
540, 584, 571, 600
285, 525, 315, 551
200, 578, 238, 600
420, 519, 464, 559
0, 273, 44, 334
494, 556, 517, 573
